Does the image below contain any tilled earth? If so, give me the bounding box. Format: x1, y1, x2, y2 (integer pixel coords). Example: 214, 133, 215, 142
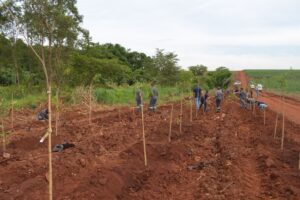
1, 97, 300, 200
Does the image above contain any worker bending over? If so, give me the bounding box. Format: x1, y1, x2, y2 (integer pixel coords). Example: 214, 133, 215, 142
37, 108, 48, 121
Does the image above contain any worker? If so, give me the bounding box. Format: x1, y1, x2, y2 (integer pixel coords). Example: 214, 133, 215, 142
135, 87, 142, 112
200, 90, 209, 112
250, 89, 253, 98
240, 88, 247, 108
193, 84, 202, 111
215, 87, 223, 112
255, 86, 260, 97
149, 82, 158, 111
37, 108, 48, 120
256, 101, 268, 110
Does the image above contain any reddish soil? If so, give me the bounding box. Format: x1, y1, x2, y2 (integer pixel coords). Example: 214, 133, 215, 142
236, 71, 300, 125
1, 97, 300, 199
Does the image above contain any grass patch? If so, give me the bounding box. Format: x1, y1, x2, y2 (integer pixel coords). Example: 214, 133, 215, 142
93, 84, 191, 105
0, 84, 195, 115
0, 86, 47, 116
245, 69, 300, 94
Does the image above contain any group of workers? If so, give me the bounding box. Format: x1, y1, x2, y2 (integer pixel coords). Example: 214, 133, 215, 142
135, 82, 158, 112
37, 83, 223, 121
37, 84, 267, 121
238, 87, 267, 110
193, 84, 223, 113
135, 83, 222, 114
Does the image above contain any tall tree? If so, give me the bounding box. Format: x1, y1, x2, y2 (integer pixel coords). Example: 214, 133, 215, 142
207, 67, 232, 89
0, 0, 21, 85
153, 49, 180, 86
0, 1, 84, 199
189, 64, 207, 77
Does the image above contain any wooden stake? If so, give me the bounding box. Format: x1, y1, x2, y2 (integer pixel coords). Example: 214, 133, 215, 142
47, 86, 53, 200
141, 105, 147, 166
180, 98, 183, 134
274, 113, 278, 139
263, 109, 266, 126
11, 93, 14, 131
55, 89, 59, 136
1, 119, 5, 153
298, 152, 300, 170
168, 104, 174, 142
281, 97, 285, 151
89, 84, 92, 125
190, 98, 192, 122
195, 100, 198, 118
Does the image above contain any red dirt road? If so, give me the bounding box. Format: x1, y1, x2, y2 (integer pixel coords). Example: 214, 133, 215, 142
1, 97, 300, 199
236, 71, 300, 125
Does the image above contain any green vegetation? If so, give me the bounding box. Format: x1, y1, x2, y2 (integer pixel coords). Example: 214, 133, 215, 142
245, 70, 300, 94
93, 85, 190, 105
0, 0, 232, 113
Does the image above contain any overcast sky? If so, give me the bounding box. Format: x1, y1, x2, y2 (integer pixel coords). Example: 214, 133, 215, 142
77, 0, 300, 70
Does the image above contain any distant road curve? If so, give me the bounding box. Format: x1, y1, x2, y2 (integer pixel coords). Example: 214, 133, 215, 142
235, 71, 300, 125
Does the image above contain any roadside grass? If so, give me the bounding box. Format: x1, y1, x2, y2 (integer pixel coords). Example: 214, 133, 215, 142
0, 86, 47, 116
0, 84, 195, 114
93, 84, 191, 105
245, 70, 300, 95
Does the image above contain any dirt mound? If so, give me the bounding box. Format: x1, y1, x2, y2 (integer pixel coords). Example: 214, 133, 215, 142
1, 97, 300, 199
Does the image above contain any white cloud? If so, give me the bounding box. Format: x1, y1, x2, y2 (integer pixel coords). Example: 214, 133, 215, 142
77, 0, 300, 69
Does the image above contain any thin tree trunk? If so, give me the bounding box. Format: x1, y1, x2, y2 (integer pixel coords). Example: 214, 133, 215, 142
12, 36, 20, 86
48, 85, 53, 200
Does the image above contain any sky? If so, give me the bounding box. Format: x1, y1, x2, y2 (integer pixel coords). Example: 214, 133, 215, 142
77, 0, 300, 70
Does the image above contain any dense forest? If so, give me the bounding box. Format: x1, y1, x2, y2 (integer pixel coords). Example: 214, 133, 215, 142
0, 0, 232, 90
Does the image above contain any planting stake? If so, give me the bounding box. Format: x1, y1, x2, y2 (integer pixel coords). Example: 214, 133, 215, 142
190, 98, 192, 122
274, 113, 279, 139
298, 152, 300, 170
298, 153, 300, 170
1, 119, 5, 153
195, 100, 198, 118
263, 109, 266, 126
141, 105, 147, 166
168, 104, 174, 142
55, 88, 59, 136
89, 84, 92, 125
180, 98, 183, 133
281, 97, 285, 151
11, 93, 14, 131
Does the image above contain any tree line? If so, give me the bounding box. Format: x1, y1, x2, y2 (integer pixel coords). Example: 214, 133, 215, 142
0, 0, 232, 90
